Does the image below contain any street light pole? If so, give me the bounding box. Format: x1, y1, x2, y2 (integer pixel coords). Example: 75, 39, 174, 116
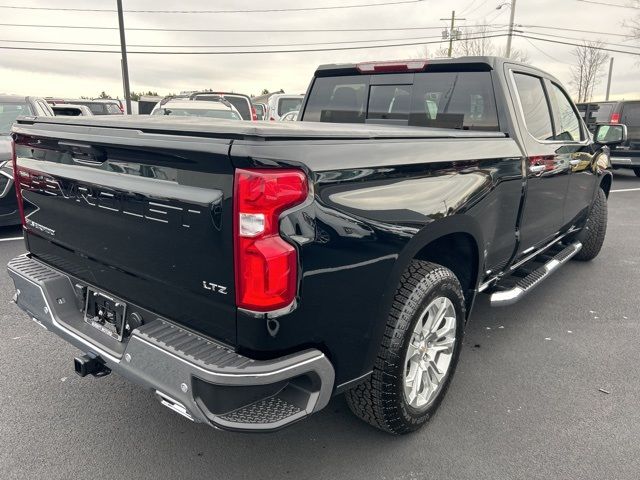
605, 57, 614, 101
505, 0, 517, 58
117, 0, 132, 114
447, 10, 455, 58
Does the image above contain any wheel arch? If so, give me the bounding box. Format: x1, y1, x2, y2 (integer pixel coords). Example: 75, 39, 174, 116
394, 215, 484, 304
413, 232, 480, 311
600, 171, 613, 198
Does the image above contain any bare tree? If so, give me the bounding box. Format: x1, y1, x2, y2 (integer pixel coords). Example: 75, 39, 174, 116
570, 41, 609, 103
500, 47, 530, 63
456, 25, 496, 56
624, 1, 640, 37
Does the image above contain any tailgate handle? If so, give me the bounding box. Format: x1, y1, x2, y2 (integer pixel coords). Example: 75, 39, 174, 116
58, 141, 107, 165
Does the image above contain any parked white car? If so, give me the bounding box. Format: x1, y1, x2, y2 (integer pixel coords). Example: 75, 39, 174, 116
150, 99, 242, 120
266, 94, 303, 121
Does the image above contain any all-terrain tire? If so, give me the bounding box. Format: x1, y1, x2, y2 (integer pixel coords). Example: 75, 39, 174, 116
573, 188, 607, 261
345, 260, 465, 435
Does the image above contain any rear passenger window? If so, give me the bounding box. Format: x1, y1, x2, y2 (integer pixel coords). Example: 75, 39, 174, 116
548, 83, 582, 141
513, 73, 554, 141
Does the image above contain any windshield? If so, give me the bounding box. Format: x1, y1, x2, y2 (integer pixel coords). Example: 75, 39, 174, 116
193, 95, 251, 120
152, 107, 241, 120
72, 102, 109, 115
0, 101, 32, 134
278, 98, 303, 117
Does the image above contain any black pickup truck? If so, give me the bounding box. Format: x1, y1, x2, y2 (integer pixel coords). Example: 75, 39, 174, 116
7, 57, 626, 435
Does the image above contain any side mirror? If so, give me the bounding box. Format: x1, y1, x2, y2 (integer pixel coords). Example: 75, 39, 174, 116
594, 123, 627, 146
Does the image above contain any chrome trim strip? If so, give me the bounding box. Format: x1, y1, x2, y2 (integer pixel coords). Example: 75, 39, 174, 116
238, 299, 298, 319
155, 391, 194, 421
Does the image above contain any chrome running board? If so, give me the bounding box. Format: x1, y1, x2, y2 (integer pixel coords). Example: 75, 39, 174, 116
490, 241, 582, 307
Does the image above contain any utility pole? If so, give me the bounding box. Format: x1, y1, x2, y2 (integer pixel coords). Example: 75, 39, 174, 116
605, 57, 614, 101
117, 0, 132, 114
505, 0, 517, 58
440, 10, 465, 58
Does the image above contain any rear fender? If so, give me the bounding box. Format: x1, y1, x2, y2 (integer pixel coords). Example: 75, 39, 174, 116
352, 216, 484, 389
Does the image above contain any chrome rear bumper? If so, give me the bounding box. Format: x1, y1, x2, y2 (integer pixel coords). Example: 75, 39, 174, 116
8, 255, 335, 432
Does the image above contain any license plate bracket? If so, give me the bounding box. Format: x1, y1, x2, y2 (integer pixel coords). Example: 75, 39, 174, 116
83, 289, 127, 342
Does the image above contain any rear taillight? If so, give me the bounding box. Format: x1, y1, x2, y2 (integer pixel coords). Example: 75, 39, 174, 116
234, 168, 308, 312
610, 113, 620, 124
10, 139, 26, 228
250, 106, 258, 121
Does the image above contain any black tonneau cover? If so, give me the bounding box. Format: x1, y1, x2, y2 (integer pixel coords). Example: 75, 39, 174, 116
14, 115, 505, 141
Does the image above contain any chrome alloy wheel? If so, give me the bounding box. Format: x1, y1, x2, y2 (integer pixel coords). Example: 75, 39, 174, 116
403, 296, 457, 410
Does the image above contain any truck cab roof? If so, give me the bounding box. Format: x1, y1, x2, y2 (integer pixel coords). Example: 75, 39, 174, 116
314, 56, 559, 83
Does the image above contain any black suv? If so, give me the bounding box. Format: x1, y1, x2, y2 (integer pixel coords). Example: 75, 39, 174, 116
578, 101, 640, 176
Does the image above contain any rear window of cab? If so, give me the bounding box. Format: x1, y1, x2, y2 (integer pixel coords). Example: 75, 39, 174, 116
302, 71, 499, 131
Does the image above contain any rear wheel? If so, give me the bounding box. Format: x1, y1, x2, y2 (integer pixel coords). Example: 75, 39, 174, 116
345, 260, 465, 434
634, 168, 640, 177
573, 188, 607, 261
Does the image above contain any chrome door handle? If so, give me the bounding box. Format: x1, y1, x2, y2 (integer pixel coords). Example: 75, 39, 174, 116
569, 159, 581, 166
529, 164, 546, 174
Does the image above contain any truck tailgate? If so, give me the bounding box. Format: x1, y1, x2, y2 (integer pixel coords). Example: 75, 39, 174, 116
13, 123, 237, 345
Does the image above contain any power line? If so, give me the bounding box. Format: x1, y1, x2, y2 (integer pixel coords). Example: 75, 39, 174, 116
519, 28, 640, 50
521, 36, 564, 62
458, 0, 479, 16
0, 33, 509, 55
0, 0, 426, 14
1, 32, 503, 49
0, 22, 494, 33
517, 34, 640, 56
519, 24, 630, 38
7, 21, 622, 39
485, 5, 508, 27
576, 0, 639, 8
464, 0, 492, 16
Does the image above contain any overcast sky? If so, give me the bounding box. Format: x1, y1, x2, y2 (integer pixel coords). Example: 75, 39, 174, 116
0, 0, 637, 101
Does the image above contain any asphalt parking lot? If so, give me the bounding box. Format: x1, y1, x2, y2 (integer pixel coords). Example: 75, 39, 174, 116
0, 170, 639, 480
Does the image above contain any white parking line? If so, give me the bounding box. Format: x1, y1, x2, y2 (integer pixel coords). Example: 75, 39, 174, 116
611, 187, 640, 193
0, 237, 23, 242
